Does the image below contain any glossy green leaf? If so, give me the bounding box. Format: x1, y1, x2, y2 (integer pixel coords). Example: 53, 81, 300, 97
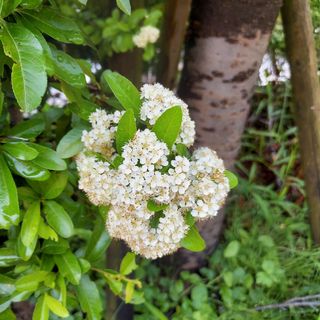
5, 152, 50, 181
43, 200, 74, 238
102, 70, 141, 117
120, 252, 137, 275
2, 142, 39, 160
21, 200, 40, 247
147, 199, 168, 212
49, 44, 86, 88
152, 106, 182, 149
76, 275, 103, 320
56, 127, 84, 158
116, 0, 131, 15
125, 282, 134, 303
1, 23, 47, 111
85, 217, 111, 262
20, 0, 42, 9
0, 290, 31, 314
38, 217, 58, 241
17, 232, 37, 261
45, 294, 69, 318
15, 270, 48, 292
144, 302, 168, 320
38, 172, 68, 199
79, 258, 91, 273
56, 275, 67, 306
224, 170, 238, 189
42, 238, 69, 255
8, 116, 45, 138
180, 225, 206, 252
29, 143, 67, 171
0, 307, 16, 320
176, 143, 190, 158
23, 8, 84, 44
116, 109, 136, 153
33, 295, 49, 320
0, 154, 20, 229
54, 250, 81, 285
0, 274, 15, 295
0, 0, 21, 18
0, 248, 20, 267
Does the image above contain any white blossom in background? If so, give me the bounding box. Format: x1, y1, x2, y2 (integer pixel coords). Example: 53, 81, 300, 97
133, 25, 160, 48
76, 84, 230, 259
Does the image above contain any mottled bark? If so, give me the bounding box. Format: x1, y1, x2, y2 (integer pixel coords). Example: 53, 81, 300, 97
282, 0, 320, 243
156, 0, 192, 89
177, 0, 283, 269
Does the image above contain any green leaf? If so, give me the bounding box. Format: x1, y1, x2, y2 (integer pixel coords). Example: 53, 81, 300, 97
8, 116, 45, 138
120, 252, 137, 275
223, 240, 240, 258
20, 0, 42, 9
5, 152, 51, 181
0, 248, 20, 267
2, 142, 39, 160
180, 225, 206, 252
1, 23, 47, 111
17, 232, 37, 261
43, 200, 74, 238
125, 282, 134, 303
191, 283, 208, 309
147, 199, 168, 212
224, 170, 238, 189
0, 307, 16, 320
102, 70, 141, 117
21, 200, 40, 247
152, 106, 182, 149
85, 217, 111, 262
54, 250, 81, 285
0, 0, 21, 18
116, 109, 136, 153
33, 295, 49, 320
42, 238, 69, 255
36, 172, 68, 199
0, 274, 15, 295
116, 0, 131, 15
0, 154, 20, 229
49, 44, 86, 88
76, 275, 103, 320
56, 127, 84, 158
44, 294, 69, 318
22, 7, 84, 44
15, 271, 48, 292
176, 143, 190, 158
38, 217, 58, 241
144, 302, 168, 320
29, 143, 67, 171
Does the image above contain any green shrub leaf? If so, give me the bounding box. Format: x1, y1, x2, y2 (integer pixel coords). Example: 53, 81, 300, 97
21, 200, 41, 247
224, 170, 238, 189
0, 154, 20, 229
1, 23, 47, 111
5, 152, 51, 181
8, 116, 45, 138
44, 294, 69, 318
116, 109, 136, 153
147, 199, 168, 212
29, 143, 67, 171
15, 271, 48, 292
116, 0, 131, 15
180, 225, 206, 252
54, 250, 81, 285
43, 200, 74, 238
22, 8, 84, 44
76, 275, 103, 320
223, 240, 240, 258
152, 106, 182, 149
57, 127, 85, 158
102, 70, 141, 117
33, 295, 49, 320
120, 252, 137, 275
2, 142, 39, 160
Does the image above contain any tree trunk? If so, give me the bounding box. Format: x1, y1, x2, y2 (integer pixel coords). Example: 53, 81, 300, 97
177, 0, 283, 269
156, 0, 192, 89
282, 0, 320, 244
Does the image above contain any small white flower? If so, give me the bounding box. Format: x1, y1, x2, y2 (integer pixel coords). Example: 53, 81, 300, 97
133, 25, 160, 48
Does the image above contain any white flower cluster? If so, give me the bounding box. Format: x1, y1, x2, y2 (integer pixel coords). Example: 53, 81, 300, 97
133, 25, 160, 48
76, 85, 230, 259
141, 83, 196, 147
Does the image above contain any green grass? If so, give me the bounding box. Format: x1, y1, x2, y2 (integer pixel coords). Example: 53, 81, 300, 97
133, 81, 320, 320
